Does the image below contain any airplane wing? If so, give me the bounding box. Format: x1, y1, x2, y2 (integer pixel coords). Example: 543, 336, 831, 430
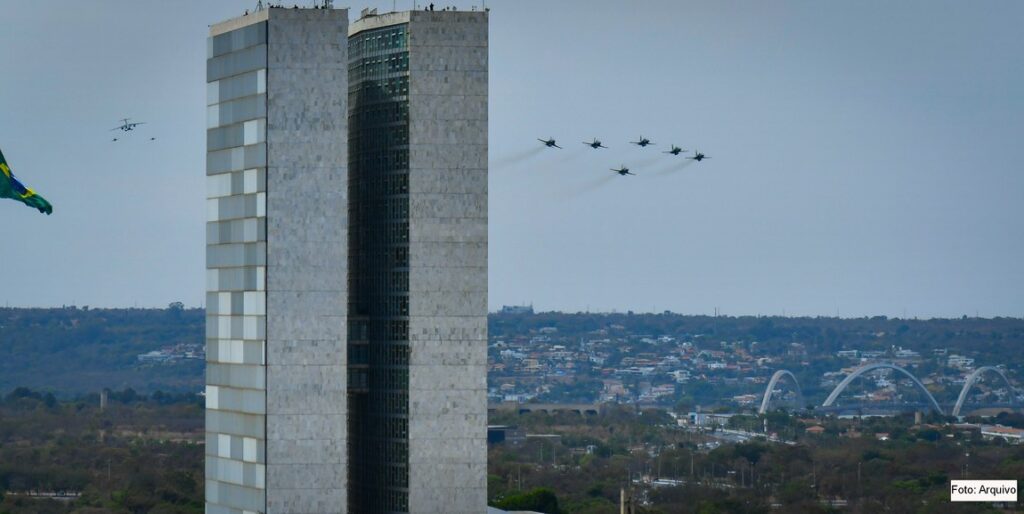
553, 143, 562, 149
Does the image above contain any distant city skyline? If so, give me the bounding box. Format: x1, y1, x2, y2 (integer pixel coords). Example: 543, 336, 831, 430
1, 1, 1022, 318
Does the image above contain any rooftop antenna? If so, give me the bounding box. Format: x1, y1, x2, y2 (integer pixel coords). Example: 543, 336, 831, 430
255, 0, 265, 11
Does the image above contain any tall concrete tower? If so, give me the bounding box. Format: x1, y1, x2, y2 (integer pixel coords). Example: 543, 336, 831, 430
205, 6, 487, 514
347, 9, 488, 514
206, 8, 350, 514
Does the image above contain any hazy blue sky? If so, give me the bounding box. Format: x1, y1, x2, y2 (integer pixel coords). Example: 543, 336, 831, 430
1, 1, 1022, 317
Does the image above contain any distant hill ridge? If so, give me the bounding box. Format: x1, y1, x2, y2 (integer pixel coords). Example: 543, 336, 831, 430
0, 306, 204, 395
0, 306, 1021, 395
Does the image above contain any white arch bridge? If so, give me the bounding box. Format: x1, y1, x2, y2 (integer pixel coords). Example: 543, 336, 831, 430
758, 362, 1018, 417
821, 362, 944, 414
758, 370, 804, 415
952, 366, 1017, 417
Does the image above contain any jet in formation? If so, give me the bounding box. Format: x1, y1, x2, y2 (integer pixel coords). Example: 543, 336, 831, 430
538, 138, 562, 149
665, 145, 686, 155
583, 138, 608, 149
611, 166, 634, 176
630, 136, 654, 147
689, 151, 710, 162
112, 136, 157, 143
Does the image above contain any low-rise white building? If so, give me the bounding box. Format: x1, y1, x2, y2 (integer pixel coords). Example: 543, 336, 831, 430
981, 425, 1024, 444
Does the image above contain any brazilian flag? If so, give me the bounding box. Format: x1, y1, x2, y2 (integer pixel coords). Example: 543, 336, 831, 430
0, 147, 52, 215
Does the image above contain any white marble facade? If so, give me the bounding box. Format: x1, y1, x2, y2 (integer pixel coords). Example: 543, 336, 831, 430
207, 8, 487, 514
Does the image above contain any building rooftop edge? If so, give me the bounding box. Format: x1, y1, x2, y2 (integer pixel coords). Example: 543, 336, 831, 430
210, 7, 349, 37
210, 9, 269, 37
349, 11, 411, 36
349, 9, 487, 37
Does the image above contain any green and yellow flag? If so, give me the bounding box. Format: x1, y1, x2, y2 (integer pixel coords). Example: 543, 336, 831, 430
0, 147, 52, 215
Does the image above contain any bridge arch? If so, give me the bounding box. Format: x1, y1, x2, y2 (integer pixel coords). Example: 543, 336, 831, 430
822, 362, 943, 414
952, 366, 1017, 417
759, 370, 804, 415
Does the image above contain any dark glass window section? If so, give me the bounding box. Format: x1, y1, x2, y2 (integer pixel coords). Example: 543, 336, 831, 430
348, 23, 410, 514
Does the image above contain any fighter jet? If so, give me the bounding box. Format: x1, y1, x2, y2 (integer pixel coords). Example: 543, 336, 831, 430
583, 138, 608, 149
664, 145, 686, 155
688, 151, 710, 162
630, 136, 654, 147
611, 166, 634, 176
111, 118, 146, 132
538, 138, 562, 149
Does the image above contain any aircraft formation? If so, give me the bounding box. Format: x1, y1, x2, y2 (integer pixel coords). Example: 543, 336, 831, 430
536, 136, 710, 177
110, 118, 156, 142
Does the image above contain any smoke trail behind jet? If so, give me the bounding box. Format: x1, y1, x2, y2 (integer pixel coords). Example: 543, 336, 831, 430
564, 172, 617, 198
652, 158, 695, 177
490, 146, 545, 172
630, 154, 665, 169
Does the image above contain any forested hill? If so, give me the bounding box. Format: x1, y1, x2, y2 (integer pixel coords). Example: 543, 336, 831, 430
0, 305, 203, 395
1, 306, 1023, 396
491, 311, 1024, 366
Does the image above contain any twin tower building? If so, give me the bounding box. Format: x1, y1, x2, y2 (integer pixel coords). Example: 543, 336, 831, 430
205, 7, 487, 514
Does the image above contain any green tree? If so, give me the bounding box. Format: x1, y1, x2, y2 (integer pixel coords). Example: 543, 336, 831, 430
492, 487, 563, 514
